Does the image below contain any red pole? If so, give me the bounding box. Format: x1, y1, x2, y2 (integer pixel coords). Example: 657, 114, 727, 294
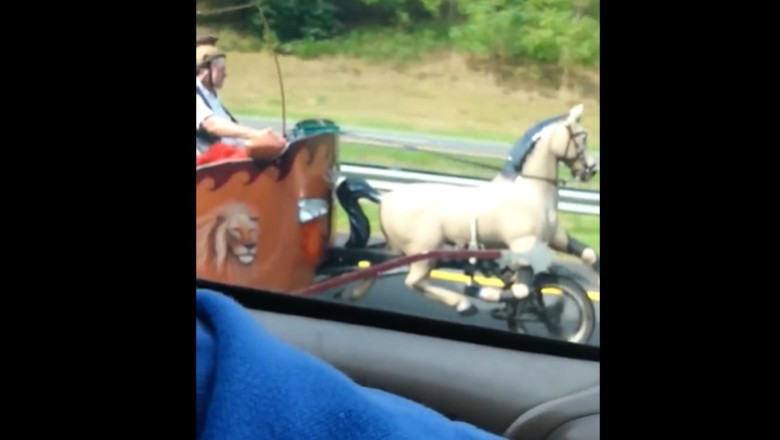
293, 249, 503, 296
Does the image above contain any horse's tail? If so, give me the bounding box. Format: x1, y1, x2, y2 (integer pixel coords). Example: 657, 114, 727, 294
336, 176, 383, 248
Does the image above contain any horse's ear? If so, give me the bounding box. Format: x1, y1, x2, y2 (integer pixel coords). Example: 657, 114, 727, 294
567, 104, 584, 124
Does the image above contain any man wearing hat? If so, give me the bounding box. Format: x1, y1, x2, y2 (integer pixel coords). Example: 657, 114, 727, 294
196, 36, 286, 155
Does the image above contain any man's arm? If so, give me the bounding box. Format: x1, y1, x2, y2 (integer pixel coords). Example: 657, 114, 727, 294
200, 116, 266, 140
196, 94, 284, 149
202, 116, 287, 152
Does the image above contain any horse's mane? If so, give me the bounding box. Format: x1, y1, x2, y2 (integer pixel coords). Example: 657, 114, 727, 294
500, 114, 566, 179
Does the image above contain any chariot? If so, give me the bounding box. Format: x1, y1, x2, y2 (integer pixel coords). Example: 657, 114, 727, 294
196, 113, 599, 344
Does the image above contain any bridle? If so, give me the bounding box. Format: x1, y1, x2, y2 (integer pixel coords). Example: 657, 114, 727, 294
517, 121, 591, 187
562, 123, 589, 166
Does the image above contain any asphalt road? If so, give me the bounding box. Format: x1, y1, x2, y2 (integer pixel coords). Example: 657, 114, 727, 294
309, 272, 600, 348
241, 115, 601, 162
348, 234, 600, 293
311, 234, 600, 347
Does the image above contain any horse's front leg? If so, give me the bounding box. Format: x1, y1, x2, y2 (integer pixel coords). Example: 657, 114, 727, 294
505, 236, 546, 300
550, 224, 599, 278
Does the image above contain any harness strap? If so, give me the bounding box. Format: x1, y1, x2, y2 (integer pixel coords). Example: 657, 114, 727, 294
467, 213, 483, 265
196, 85, 238, 122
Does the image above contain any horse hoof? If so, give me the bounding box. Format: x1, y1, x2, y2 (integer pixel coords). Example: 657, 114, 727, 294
335, 290, 360, 301
463, 284, 480, 297
458, 304, 478, 317
511, 283, 530, 299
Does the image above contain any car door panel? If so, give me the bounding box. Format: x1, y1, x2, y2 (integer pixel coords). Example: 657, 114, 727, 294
248, 308, 600, 439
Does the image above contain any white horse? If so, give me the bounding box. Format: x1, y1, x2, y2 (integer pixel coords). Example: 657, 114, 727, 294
344, 104, 598, 315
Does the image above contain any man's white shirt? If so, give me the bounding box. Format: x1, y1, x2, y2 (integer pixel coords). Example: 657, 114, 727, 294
196, 78, 241, 146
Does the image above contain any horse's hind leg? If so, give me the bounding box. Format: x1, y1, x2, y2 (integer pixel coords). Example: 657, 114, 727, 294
343, 276, 377, 301
404, 259, 477, 316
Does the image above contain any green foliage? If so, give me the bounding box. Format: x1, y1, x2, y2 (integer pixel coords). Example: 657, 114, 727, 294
197, 0, 599, 69
291, 26, 452, 69
235, 0, 343, 43
450, 0, 599, 66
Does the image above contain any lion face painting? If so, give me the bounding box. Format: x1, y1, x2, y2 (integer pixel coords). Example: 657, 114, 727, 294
223, 206, 260, 265
196, 126, 339, 293
196, 202, 261, 271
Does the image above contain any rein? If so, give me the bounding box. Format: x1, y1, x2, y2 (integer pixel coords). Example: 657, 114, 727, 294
517, 123, 588, 187
521, 174, 566, 187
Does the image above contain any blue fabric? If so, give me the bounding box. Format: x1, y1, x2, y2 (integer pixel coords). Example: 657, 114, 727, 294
196, 288, 506, 440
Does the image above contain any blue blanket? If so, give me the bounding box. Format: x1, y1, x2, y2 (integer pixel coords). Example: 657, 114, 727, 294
196, 288, 506, 440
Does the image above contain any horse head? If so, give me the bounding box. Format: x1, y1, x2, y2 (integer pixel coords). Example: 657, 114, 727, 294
541, 104, 598, 183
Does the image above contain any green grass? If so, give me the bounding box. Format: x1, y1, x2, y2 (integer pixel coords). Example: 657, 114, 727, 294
290, 25, 454, 67
339, 142, 600, 191
247, 109, 601, 153
216, 52, 601, 149
334, 141, 600, 254
241, 109, 536, 146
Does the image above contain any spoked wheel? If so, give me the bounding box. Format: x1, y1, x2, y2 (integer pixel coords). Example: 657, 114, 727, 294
490, 273, 596, 344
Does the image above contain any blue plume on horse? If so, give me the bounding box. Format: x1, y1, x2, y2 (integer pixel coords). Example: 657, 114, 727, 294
500, 114, 567, 179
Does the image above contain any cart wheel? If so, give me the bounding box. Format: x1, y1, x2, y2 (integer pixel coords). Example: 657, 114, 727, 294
490, 302, 525, 334
534, 273, 596, 344
498, 273, 596, 344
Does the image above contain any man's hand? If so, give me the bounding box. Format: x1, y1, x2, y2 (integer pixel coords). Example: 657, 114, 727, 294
201, 117, 286, 147
245, 127, 287, 160
254, 127, 287, 149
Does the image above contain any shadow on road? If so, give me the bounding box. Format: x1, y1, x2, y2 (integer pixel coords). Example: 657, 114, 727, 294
310, 272, 600, 347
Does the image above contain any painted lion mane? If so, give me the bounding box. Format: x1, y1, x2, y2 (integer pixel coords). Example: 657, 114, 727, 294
196, 202, 261, 273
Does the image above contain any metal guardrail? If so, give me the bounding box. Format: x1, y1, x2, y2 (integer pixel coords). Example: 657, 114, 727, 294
339, 163, 600, 216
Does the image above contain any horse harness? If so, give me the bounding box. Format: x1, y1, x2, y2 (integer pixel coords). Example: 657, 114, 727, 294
519, 123, 589, 187
464, 123, 588, 255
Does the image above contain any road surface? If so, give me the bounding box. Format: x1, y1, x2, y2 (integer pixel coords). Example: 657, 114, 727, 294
309, 234, 601, 347
309, 272, 600, 347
